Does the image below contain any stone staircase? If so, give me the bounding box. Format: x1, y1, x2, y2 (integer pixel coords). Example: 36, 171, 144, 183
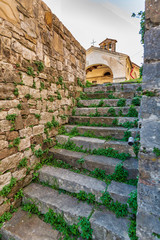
1, 83, 141, 240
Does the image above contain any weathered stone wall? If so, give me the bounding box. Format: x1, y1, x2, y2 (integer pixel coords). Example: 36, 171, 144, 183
0, 0, 85, 215
137, 0, 160, 239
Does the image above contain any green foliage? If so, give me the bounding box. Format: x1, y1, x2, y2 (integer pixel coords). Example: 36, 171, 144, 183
117, 98, 126, 107
57, 90, 62, 100
0, 212, 12, 228
132, 11, 145, 44
127, 190, 137, 215
90, 168, 106, 180
13, 88, 19, 97
107, 107, 116, 117
25, 94, 32, 100
89, 108, 100, 117
22, 202, 41, 216
136, 86, 142, 92
45, 116, 59, 132
9, 137, 20, 149
100, 191, 128, 218
6, 114, 17, 124
77, 157, 85, 165
17, 104, 22, 110
0, 177, 16, 197
120, 120, 138, 129
48, 96, 54, 102
139, 66, 143, 78
108, 94, 117, 99
128, 218, 138, 240
27, 67, 35, 77
123, 131, 131, 141
34, 148, 44, 158
153, 147, 160, 157
107, 164, 128, 183
40, 81, 45, 91
56, 139, 131, 161
143, 90, 156, 97
72, 107, 76, 116
56, 76, 63, 86
85, 80, 93, 88
17, 157, 27, 169
34, 61, 44, 72
77, 78, 84, 88
60, 115, 67, 120
132, 97, 141, 106
32, 80, 36, 89
127, 107, 138, 117
14, 189, 24, 200
152, 233, 160, 239
112, 118, 119, 126
97, 99, 104, 107
78, 217, 93, 239
58, 126, 66, 135
35, 114, 41, 120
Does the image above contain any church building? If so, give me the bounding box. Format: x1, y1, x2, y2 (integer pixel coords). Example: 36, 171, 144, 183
86, 38, 140, 84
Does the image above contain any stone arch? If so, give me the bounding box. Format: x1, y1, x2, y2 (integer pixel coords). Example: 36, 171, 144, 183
86, 48, 127, 83
86, 64, 113, 84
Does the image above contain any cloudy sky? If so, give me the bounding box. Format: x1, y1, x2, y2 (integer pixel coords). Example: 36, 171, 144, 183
43, 0, 145, 66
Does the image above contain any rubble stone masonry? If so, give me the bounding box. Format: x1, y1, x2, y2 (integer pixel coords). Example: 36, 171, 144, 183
0, 0, 86, 214
137, 0, 160, 239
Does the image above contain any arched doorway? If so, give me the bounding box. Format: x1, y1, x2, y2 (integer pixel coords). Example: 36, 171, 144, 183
86, 64, 113, 84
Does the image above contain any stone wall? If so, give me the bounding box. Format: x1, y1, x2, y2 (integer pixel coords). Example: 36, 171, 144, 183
0, 0, 86, 215
137, 0, 160, 239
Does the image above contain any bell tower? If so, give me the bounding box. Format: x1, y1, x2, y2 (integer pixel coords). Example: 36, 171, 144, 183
99, 38, 117, 52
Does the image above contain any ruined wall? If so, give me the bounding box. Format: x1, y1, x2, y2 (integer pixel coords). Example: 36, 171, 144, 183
137, 0, 160, 239
0, 0, 86, 215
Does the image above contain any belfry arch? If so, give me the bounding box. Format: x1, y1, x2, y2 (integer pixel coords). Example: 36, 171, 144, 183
86, 64, 113, 84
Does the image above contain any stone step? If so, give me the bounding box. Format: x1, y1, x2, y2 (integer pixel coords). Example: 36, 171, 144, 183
83, 91, 135, 99
69, 116, 138, 126
65, 125, 138, 139
79, 99, 132, 107
38, 166, 136, 204
0, 209, 61, 240
23, 183, 130, 240
49, 148, 138, 179
56, 135, 135, 157
38, 165, 106, 202
84, 83, 142, 93
75, 107, 139, 117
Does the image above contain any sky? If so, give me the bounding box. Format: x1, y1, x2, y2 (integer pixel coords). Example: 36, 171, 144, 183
43, 0, 145, 66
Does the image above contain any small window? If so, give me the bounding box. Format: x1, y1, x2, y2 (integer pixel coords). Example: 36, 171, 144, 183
92, 81, 97, 84
104, 72, 111, 76
109, 43, 112, 50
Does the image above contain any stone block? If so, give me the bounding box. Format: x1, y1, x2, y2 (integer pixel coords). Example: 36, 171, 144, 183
0, 0, 20, 24
143, 62, 160, 88
40, 112, 52, 124
0, 209, 61, 240
0, 202, 10, 216
0, 147, 17, 160
24, 115, 38, 127
30, 88, 40, 99
0, 112, 7, 120
0, 152, 23, 174
144, 26, 160, 61
0, 100, 19, 109
140, 96, 160, 118
15, 115, 24, 130
140, 119, 160, 149
146, 0, 160, 24
22, 73, 33, 87
19, 137, 31, 151
0, 83, 14, 100
0, 140, 8, 151
33, 125, 44, 135
137, 183, 160, 217
17, 85, 30, 98
0, 120, 11, 132
12, 168, 27, 181
0, 172, 11, 191
19, 127, 32, 138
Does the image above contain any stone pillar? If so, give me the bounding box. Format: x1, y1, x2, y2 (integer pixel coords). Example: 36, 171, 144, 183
136, 0, 160, 239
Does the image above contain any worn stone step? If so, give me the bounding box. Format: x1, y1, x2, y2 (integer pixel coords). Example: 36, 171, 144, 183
75, 107, 139, 117
38, 165, 107, 201
65, 125, 138, 139
69, 116, 138, 126
23, 183, 130, 240
84, 83, 142, 93
83, 91, 135, 99
49, 148, 138, 179
38, 166, 136, 204
56, 135, 135, 157
23, 183, 93, 225
79, 99, 132, 107
0, 209, 61, 240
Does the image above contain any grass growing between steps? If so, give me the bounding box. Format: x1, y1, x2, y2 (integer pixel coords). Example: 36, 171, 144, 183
69, 119, 138, 129
61, 126, 132, 142
38, 180, 129, 218
22, 202, 93, 240
55, 138, 131, 161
